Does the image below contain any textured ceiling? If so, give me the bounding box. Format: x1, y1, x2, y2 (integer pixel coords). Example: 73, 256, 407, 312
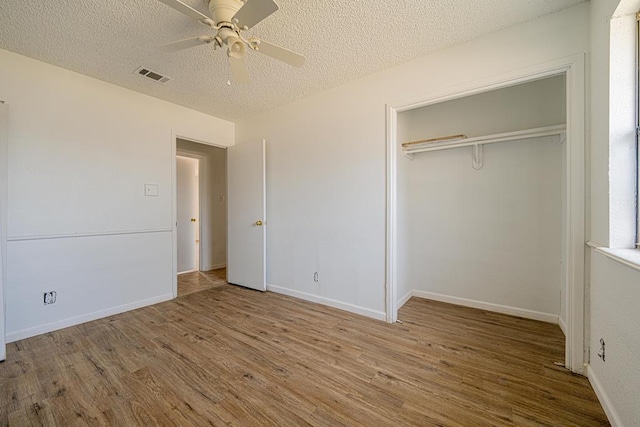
0, 0, 584, 122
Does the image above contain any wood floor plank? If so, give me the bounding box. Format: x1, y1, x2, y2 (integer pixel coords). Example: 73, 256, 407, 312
0, 270, 609, 426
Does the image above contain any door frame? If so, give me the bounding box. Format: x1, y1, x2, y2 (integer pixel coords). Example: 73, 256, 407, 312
0, 101, 8, 361
176, 152, 203, 274
385, 54, 586, 374
171, 132, 228, 298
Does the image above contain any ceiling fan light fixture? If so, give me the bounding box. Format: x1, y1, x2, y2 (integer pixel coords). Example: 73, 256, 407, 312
227, 37, 247, 58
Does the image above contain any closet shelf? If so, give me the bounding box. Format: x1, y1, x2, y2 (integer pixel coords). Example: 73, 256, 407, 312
403, 124, 566, 160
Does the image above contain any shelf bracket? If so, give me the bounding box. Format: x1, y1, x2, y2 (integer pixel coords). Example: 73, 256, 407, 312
472, 144, 483, 170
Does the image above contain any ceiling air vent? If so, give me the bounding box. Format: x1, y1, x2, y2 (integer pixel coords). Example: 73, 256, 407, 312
134, 66, 172, 84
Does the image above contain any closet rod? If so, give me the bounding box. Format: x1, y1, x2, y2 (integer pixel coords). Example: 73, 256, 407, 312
402, 134, 467, 147
403, 124, 566, 159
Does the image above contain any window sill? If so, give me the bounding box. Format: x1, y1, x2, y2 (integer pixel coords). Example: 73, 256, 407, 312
587, 241, 640, 273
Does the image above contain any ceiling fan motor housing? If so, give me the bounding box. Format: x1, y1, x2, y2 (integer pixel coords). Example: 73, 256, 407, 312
208, 0, 244, 24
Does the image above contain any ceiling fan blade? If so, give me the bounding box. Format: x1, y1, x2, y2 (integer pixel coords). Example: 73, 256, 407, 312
254, 40, 305, 67
160, 36, 215, 52
229, 56, 250, 84
232, 0, 278, 29
156, 0, 213, 24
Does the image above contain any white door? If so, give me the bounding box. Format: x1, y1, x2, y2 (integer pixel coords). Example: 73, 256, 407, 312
0, 102, 8, 360
227, 139, 266, 291
176, 156, 199, 273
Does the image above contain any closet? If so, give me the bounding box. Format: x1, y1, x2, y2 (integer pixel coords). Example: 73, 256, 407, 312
396, 75, 567, 328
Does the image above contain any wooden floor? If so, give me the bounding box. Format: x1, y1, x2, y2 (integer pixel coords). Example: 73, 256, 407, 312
0, 283, 608, 426
178, 268, 227, 297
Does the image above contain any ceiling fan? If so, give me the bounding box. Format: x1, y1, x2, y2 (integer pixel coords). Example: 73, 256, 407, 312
157, 0, 305, 84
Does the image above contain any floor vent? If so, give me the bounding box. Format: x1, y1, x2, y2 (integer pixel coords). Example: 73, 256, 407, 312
134, 66, 172, 84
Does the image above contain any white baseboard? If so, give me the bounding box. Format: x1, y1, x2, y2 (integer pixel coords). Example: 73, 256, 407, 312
266, 284, 386, 321
558, 315, 567, 336
411, 290, 559, 324
177, 269, 198, 275
586, 365, 623, 427
6, 293, 174, 342
397, 290, 413, 310
208, 263, 226, 270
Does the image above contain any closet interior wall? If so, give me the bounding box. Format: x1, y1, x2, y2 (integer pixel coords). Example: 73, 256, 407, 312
396, 75, 567, 323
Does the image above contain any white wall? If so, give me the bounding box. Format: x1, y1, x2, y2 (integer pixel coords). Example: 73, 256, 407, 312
397, 77, 565, 321
177, 139, 227, 270
0, 48, 234, 341
589, 253, 640, 426
587, 1, 640, 425
236, 4, 589, 319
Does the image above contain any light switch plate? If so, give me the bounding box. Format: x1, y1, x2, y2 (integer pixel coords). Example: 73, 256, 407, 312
145, 184, 158, 197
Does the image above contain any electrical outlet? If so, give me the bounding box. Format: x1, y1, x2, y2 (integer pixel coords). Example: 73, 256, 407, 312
597, 338, 605, 362
313, 272, 319, 283
44, 291, 57, 305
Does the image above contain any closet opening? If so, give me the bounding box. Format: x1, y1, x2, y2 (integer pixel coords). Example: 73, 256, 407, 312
386, 55, 586, 374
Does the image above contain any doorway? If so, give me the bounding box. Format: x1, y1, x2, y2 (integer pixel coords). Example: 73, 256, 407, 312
174, 138, 228, 297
